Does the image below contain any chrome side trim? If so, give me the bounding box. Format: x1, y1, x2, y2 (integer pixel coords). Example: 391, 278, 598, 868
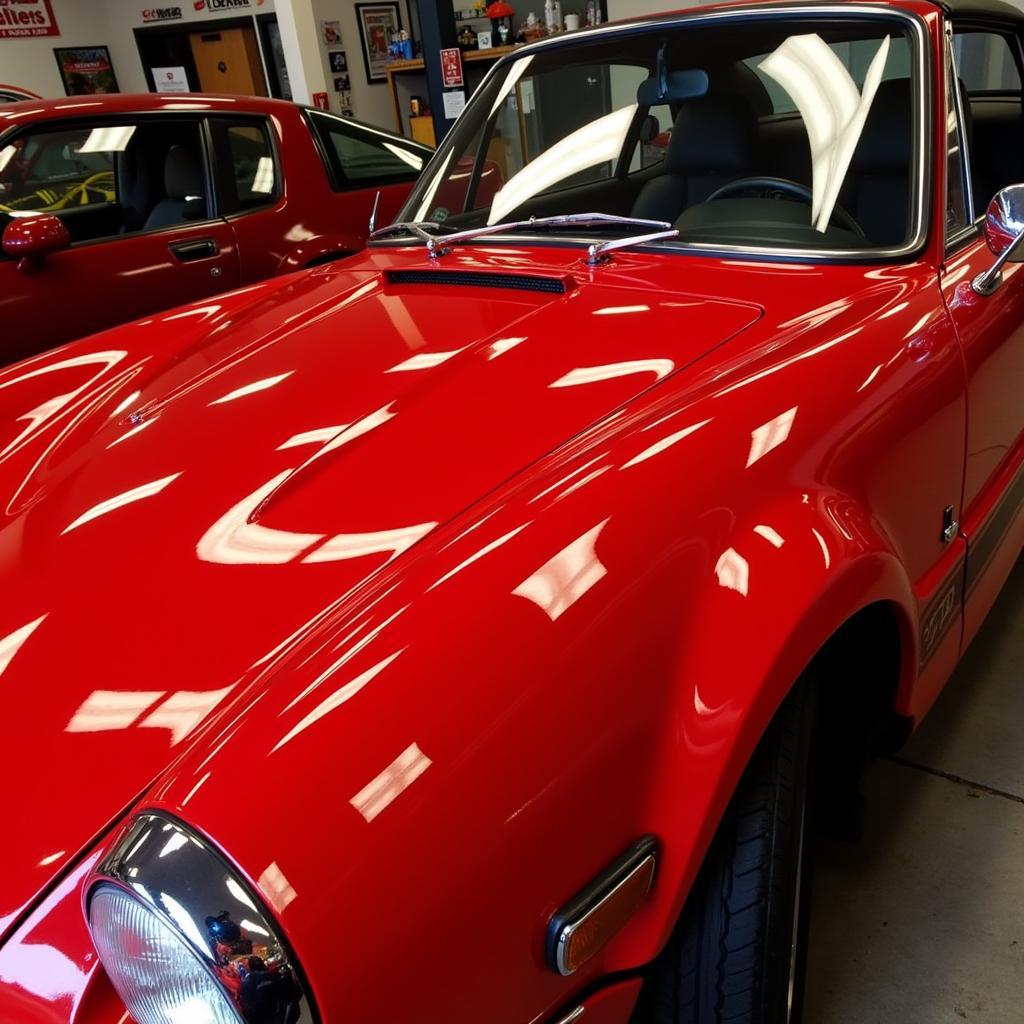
554, 1007, 586, 1024
947, 23, 977, 227
393, 4, 933, 264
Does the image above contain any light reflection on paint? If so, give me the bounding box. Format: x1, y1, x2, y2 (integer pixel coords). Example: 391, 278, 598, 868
513, 519, 609, 620
62, 473, 182, 534
753, 524, 785, 548
715, 548, 749, 596
349, 742, 432, 823
0, 615, 47, 680
551, 359, 674, 389
747, 407, 797, 468
272, 650, 404, 753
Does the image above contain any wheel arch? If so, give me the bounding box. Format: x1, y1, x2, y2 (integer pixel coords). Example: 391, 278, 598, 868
612, 504, 919, 975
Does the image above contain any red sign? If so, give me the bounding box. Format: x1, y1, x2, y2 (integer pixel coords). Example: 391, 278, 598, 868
440, 47, 464, 88
0, 0, 59, 38
312, 91, 329, 110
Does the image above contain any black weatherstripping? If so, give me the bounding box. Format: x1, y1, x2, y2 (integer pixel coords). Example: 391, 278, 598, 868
385, 269, 572, 294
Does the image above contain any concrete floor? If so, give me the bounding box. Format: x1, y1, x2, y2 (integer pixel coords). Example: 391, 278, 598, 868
805, 557, 1024, 1024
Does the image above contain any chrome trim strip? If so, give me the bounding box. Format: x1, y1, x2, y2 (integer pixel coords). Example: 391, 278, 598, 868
947, 23, 977, 226
554, 1007, 586, 1024
392, 4, 933, 265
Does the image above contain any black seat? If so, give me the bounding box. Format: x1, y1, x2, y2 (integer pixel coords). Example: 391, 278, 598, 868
631, 94, 757, 223
843, 79, 912, 246
144, 145, 205, 230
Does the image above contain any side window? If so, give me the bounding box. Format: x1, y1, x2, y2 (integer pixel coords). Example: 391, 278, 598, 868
952, 29, 1024, 212
309, 111, 425, 189
629, 103, 673, 173
954, 31, 1022, 93
211, 119, 278, 213
0, 127, 116, 216
0, 119, 207, 246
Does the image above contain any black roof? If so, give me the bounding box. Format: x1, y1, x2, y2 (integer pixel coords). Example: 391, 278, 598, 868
938, 0, 1024, 23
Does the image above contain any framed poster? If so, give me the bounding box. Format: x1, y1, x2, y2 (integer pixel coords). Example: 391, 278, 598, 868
328, 50, 347, 73
321, 20, 341, 45
53, 47, 120, 96
354, 2, 401, 84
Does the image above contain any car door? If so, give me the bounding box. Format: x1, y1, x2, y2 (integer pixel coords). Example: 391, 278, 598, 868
0, 115, 239, 366
939, 23, 1024, 646
305, 110, 428, 236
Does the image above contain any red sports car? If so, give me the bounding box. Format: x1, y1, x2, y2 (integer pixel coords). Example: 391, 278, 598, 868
0, 85, 39, 103
0, 93, 429, 364
0, 1, 1022, 1023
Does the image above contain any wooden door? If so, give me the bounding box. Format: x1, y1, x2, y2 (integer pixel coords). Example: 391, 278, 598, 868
189, 27, 267, 97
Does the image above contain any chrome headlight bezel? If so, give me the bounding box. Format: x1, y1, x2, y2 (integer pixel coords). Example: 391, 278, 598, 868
84, 812, 317, 1024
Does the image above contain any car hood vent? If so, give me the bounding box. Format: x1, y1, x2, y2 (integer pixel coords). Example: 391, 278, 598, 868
386, 269, 573, 294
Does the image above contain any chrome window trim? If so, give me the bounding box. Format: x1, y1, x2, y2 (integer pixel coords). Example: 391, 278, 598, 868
389, 3, 933, 264
947, 22, 977, 236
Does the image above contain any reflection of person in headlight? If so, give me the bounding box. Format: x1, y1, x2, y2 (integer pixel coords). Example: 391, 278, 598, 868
239, 956, 302, 1024
205, 910, 253, 960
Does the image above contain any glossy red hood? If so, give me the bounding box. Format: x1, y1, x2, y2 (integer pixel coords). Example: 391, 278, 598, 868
0, 247, 760, 935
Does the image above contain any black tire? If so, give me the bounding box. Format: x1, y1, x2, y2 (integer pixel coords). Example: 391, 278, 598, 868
641, 677, 817, 1024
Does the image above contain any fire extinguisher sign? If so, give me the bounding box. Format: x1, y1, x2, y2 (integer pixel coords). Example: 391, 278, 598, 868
440, 47, 464, 88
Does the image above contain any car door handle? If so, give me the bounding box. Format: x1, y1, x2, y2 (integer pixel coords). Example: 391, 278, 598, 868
169, 238, 219, 262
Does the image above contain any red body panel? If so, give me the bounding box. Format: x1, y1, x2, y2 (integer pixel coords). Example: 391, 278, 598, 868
0, 3, 1020, 1023
0, 95, 423, 362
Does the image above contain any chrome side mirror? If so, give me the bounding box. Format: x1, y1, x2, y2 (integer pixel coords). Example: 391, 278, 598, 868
972, 184, 1024, 296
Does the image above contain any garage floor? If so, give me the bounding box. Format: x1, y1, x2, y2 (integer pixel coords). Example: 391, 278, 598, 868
805, 557, 1024, 1023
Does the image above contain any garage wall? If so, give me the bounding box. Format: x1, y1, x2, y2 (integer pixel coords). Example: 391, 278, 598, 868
0, 0, 407, 131
606, 0, 701, 22
309, 0, 412, 127
0, 0, 124, 98
101, 0, 279, 94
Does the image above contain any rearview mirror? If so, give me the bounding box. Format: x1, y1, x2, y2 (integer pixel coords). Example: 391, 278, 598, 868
974, 184, 1024, 296
2, 213, 71, 274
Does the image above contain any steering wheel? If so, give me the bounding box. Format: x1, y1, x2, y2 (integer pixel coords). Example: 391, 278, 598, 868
704, 176, 866, 239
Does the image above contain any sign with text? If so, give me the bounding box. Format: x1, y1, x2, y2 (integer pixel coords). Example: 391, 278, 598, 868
193, 0, 252, 11
0, 0, 59, 39
142, 6, 183, 20
440, 47, 463, 88
153, 65, 188, 92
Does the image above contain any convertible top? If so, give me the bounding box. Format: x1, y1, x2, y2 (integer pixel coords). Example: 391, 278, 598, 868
939, 0, 1024, 21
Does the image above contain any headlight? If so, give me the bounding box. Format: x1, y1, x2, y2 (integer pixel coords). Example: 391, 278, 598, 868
85, 813, 316, 1024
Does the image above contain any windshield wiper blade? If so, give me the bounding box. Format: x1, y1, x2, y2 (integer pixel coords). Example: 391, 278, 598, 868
441, 212, 673, 247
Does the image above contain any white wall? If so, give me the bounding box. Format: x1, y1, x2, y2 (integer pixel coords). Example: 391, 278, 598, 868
0, 0, 408, 130
607, 0, 701, 23
0, 0, 127, 98
309, 0, 411, 126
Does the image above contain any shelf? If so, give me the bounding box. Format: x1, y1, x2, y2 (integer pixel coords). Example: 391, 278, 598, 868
385, 44, 519, 75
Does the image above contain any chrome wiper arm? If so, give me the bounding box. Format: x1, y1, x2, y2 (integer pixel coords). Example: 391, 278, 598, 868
441, 212, 672, 247
586, 228, 680, 265
369, 220, 448, 258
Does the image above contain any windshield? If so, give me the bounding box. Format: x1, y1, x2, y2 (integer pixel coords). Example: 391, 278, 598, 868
396, 12, 922, 256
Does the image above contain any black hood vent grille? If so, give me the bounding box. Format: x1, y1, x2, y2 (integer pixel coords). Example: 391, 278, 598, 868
386, 269, 571, 294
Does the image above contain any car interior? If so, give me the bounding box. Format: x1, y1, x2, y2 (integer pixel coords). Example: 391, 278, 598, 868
424, 19, 1024, 254
0, 119, 209, 246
